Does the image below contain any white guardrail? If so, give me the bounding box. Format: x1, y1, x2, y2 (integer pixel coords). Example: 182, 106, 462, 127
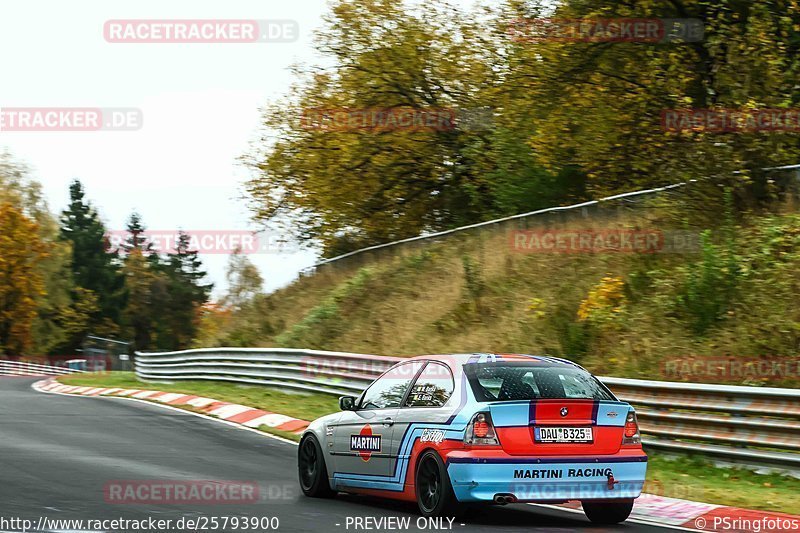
135, 348, 800, 472
0, 360, 84, 376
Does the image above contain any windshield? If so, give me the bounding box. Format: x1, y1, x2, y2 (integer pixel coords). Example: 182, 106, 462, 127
465, 363, 615, 402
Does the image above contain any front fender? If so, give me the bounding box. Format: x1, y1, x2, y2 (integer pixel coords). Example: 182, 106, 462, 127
301, 412, 343, 485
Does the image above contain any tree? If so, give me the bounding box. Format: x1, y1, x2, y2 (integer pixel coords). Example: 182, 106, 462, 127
192, 251, 271, 348
0, 152, 80, 354
157, 231, 213, 350
245, 0, 529, 254
119, 212, 155, 254
246, 0, 800, 253
59, 180, 124, 346
119, 215, 213, 351
224, 250, 263, 310
120, 248, 159, 351
118, 211, 163, 350
0, 203, 47, 356
512, 0, 800, 197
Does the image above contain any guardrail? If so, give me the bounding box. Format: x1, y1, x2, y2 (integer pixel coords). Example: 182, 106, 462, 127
135, 348, 800, 472
0, 360, 84, 376
135, 348, 399, 396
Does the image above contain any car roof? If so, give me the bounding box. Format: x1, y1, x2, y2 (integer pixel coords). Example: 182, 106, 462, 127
408, 353, 582, 369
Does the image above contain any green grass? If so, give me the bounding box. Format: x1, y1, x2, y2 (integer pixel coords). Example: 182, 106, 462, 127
645, 455, 800, 512
56, 372, 800, 512
57, 372, 338, 423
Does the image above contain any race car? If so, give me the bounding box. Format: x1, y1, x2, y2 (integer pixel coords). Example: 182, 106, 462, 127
297, 353, 646, 524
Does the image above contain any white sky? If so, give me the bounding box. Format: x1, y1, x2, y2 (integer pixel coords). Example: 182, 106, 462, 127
0, 0, 490, 297
0, 0, 334, 296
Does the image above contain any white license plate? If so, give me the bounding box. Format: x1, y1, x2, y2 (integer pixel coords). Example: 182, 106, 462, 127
535, 426, 593, 443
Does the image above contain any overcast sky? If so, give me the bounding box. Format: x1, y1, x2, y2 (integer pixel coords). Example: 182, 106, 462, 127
0, 0, 337, 296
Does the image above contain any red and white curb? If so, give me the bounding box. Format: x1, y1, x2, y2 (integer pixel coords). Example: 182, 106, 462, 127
32, 378, 310, 434
551, 489, 799, 531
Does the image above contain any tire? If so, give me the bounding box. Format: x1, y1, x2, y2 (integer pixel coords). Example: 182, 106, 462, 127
582, 500, 634, 524
298, 435, 335, 498
415, 450, 463, 518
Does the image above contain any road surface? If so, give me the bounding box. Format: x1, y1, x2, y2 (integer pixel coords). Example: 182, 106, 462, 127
0, 376, 678, 533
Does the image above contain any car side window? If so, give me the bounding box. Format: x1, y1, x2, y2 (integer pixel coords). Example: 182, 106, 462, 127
359, 361, 423, 410
405, 362, 454, 407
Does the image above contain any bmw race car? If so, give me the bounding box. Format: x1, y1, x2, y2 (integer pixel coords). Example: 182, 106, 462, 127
298, 353, 646, 524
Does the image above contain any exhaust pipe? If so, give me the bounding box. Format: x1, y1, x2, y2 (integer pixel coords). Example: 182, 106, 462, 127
493, 494, 517, 505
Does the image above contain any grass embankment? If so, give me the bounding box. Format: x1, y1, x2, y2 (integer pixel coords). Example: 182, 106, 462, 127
57, 372, 800, 513
196, 202, 800, 388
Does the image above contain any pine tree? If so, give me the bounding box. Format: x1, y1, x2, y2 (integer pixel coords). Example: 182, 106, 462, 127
121, 248, 159, 351
59, 180, 125, 335
159, 231, 213, 349
121, 212, 153, 253
119, 216, 212, 350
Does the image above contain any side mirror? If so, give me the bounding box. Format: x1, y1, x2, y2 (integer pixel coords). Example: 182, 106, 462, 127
339, 396, 356, 411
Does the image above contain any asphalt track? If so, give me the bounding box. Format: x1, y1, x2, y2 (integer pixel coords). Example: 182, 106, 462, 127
0, 377, 680, 533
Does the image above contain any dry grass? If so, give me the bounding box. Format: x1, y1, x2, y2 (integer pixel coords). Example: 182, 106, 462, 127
252, 203, 695, 364
204, 195, 800, 387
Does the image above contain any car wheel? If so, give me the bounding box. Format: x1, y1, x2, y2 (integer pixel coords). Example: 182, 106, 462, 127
298, 435, 335, 498
582, 500, 634, 524
415, 450, 463, 517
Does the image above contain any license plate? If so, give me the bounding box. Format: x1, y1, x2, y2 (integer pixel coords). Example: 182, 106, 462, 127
534, 426, 593, 443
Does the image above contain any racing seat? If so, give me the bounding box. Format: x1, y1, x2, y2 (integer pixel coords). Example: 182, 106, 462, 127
534, 372, 567, 399
498, 378, 536, 401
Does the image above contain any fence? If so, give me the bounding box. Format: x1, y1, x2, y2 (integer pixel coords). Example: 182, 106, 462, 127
135, 348, 800, 472
0, 360, 85, 376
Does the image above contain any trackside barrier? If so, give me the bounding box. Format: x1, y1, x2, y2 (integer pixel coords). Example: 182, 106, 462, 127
0, 360, 84, 376
135, 348, 800, 472
135, 348, 402, 396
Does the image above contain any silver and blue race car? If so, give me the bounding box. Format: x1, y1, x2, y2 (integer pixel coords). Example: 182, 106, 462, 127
298, 353, 646, 523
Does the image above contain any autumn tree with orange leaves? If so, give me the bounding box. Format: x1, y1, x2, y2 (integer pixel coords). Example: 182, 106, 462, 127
0, 202, 47, 355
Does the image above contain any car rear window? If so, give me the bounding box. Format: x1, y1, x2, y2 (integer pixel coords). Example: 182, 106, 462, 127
464, 362, 614, 402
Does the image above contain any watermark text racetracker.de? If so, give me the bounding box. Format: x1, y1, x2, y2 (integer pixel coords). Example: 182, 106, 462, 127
104, 19, 299, 43
508, 18, 704, 43
509, 229, 700, 254
103, 480, 298, 505
511, 481, 644, 501
104, 480, 259, 504
106, 230, 301, 254
0, 108, 142, 131
662, 108, 800, 133
300, 107, 493, 132
302, 356, 454, 380
662, 356, 800, 383
0, 515, 280, 532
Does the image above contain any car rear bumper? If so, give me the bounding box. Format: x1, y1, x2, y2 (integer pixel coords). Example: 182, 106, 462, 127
445, 452, 647, 503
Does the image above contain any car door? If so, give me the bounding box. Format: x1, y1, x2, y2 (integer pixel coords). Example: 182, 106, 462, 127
331, 361, 424, 479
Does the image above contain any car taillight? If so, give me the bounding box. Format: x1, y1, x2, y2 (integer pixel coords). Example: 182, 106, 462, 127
474, 418, 489, 437
465, 412, 499, 446
622, 411, 641, 445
